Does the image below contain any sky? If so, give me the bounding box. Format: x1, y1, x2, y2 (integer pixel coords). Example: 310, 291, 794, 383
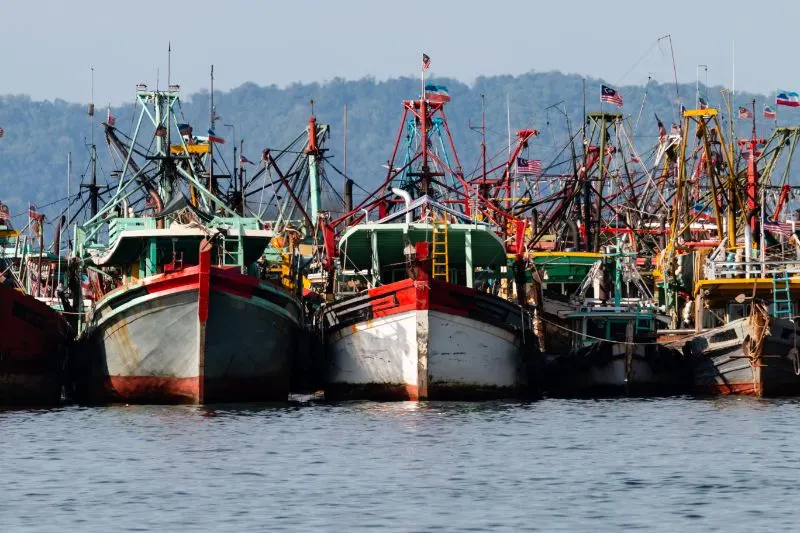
1, 0, 797, 104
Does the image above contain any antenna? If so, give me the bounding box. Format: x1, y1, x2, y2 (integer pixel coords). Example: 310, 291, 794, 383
658, 34, 680, 117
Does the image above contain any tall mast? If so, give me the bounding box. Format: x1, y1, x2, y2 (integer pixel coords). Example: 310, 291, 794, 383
209, 64, 215, 198
84, 67, 99, 218
582, 77, 591, 251
307, 100, 322, 225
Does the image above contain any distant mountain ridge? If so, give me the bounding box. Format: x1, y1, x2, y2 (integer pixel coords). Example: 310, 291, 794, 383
0, 71, 782, 225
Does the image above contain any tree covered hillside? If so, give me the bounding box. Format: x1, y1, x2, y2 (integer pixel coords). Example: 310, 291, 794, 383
0, 71, 787, 228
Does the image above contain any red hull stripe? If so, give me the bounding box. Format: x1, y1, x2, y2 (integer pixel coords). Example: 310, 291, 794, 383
696, 382, 760, 396
105, 375, 290, 404
108, 376, 200, 403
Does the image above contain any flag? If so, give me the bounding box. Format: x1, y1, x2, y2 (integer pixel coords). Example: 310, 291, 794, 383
517, 157, 542, 175
764, 220, 795, 237
240, 155, 254, 165
178, 123, 192, 136
777, 90, 800, 107
422, 53, 431, 71
106, 109, 116, 126
738, 106, 753, 119
764, 105, 777, 119
29, 206, 44, 237
600, 85, 623, 107
424, 84, 451, 103
155, 125, 167, 137
698, 97, 709, 109
207, 129, 226, 144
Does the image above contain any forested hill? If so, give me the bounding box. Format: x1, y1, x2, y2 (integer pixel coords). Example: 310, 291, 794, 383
0, 71, 784, 224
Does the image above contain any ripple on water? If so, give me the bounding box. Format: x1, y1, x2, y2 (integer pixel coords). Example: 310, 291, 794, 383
1, 399, 800, 531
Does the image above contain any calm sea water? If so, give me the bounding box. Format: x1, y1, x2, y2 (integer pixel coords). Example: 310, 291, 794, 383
1, 397, 798, 532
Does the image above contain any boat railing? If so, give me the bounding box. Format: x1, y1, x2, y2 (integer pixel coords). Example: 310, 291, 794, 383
704, 260, 800, 280
108, 218, 157, 247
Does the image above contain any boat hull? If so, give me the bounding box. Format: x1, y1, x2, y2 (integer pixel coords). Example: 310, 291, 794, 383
79, 262, 300, 404
545, 342, 690, 397
0, 283, 70, 404
323, 279, 539, 400
686, 316, 800, 397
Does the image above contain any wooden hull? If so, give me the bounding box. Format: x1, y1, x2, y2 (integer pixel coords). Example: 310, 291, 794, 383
686, 316, 800, 397
323, 278, 540, 400
545, 342, 690, 397
78, 262, 301, 404
0, 283, 70, 404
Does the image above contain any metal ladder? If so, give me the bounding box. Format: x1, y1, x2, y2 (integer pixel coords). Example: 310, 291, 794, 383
432, 214, 449, 282
772, 270, 793, 319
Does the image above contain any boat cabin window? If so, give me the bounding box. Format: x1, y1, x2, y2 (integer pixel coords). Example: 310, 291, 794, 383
727, 303, 748, 322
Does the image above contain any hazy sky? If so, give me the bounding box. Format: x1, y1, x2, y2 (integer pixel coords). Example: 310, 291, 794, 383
1, 0, 796, 104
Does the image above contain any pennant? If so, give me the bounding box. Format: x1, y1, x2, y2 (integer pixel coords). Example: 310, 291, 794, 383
207, 129, 226, 144
422, 53, 431, 71
424, 84, 450, 103
777, 90, 800, 107
240, 155, 254, 165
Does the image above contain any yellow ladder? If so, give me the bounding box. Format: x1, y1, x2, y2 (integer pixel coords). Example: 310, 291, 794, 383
432, 214, 449, 281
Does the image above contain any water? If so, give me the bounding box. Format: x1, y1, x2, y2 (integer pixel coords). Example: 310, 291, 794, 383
1, 397, 798, 532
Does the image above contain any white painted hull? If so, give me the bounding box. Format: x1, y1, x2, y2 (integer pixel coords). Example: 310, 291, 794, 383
326, 309, 528, 400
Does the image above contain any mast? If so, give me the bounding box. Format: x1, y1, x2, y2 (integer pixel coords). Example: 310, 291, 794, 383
307, 100, 322, 225
582, 78, 591, 251
209, 64, 214, 198
84, 67, 99, 218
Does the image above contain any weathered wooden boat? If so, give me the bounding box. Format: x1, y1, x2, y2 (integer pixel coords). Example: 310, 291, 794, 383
0, 203, 71, 404
72, 84, 302, 404
683, 271, 800, 397
76, 221, 301, 404
322, 215, 539, 400
545, 249, 689, 396
316, 92, 540, 400
655, 110, 800, 396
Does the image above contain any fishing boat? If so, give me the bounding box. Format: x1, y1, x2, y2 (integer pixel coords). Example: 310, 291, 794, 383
316, 92, 540, 401
545, 245, 688, 396
0, 202, 71, 404
657, 107, 800, 396
73, 83, 302, 404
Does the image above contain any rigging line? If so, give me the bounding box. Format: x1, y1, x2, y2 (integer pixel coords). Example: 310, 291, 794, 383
619, 125, 669, 211
615, 40, 659, 87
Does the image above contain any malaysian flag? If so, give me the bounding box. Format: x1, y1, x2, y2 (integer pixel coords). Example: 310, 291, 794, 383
764, 220, 796, 237
601, 85, 623, 107
698, 96, 709, 109
738, 106, 753, 119
422, 53, 431, 71
517, 157, 542, 175
178, 123, 192, 136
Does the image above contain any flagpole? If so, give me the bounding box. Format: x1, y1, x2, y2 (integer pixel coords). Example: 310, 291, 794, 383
421, 53, 425, 101
506, 93, 511, 156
